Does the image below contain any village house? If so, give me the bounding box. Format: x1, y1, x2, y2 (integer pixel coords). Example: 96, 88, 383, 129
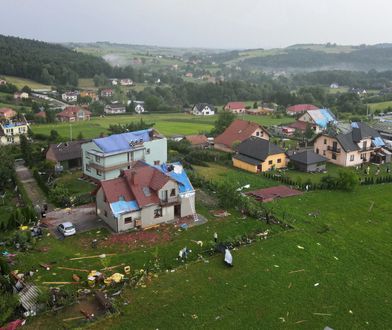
56, 106, 91, 122
0, 79, 7, 85
95, 161, 196, 232
81, 129, 167, 181
330, 83, 339, 89
100, 88, 114, 98
224, 102, 246, 114
232, 137, 286, 173
0, 108, 17, 119
286, 104, 318, 116
61, 92, 78, 103
289, 149, 328, 172
0, 118, 29, 145
313, 122, 391, 166
120, 79, 133, 86
289, 108, 336, 134
185, 135, 209, 148
35, 111, 47, 120
134, 101, 145, 114
80, 90, 99, 101
214, 119, 270, 152
192, 103, 215, 116
14, 92, 29, 100
104, 103, 126, 115
46, 140, 85, 172
246, 107, 274, 116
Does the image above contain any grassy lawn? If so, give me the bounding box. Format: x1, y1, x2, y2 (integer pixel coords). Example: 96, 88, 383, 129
368, 101, 392, 111
78, 78, 97, 90
193, 163, 278, 190
31, 113, 294, 139
55, 171, 95, 195
2, 75, 51, 90
275, 162, 391, 185
32, 183, 389, 330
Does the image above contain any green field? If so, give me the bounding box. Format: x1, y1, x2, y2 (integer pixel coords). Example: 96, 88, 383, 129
2, 75, 51, 90
55, 171, 95, 195
31, 113, 294, 139
368, 101, 392, 111
22, 183, 392, 329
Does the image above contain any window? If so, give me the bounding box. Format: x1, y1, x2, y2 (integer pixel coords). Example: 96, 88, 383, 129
350, 155, 354, 161
323, 150, 326, 156
256, 132, 260, 137
86, 164, 91, 172
170, 188, 176, 197
6, 137, 14, 143
96, 170, 102, 176
324, 139, 327, 145
95, 155, 101, 162
104, 210, 108, 217
154, 160, 160, 165
124, 216, 132, 224
268, 160, 273, 165
332, 153, 337, 160
316, 148, 319, 154
277, 159, 281, 163
154, 207, 162, 218
146, 148, 150, 155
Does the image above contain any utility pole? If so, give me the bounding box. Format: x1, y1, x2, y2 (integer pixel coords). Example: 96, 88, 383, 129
69, 123, 72, 141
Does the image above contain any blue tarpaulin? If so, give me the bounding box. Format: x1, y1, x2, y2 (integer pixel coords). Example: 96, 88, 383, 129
93, 129, 152, 153
110, 200, 140, 218
373, 136, 385, 147
156, 162, 194, 194
311, 108, 335, 128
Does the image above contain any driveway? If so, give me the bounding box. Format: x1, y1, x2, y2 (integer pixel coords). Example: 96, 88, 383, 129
43, 204, 112, 239
15, 161, 52, 211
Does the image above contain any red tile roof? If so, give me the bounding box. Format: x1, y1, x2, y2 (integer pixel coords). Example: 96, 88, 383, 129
185, 135, 208, 145
35, 111, 46, 118
100, 161, 172, 208
287, 104, 319, 113
225, 102, 246, 110
214, 119, 268, 149
0, 108, 16, 118
288, 120, 310, 131
57, 106, 91, 118
247, 186, 303, 202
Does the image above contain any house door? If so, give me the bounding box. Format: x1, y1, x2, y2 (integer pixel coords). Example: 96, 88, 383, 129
257, 165, 262, 172
332, 141, 338, 151
174, 205, 181, 217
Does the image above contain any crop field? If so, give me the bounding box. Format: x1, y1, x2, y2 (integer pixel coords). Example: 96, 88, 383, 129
368, 101, 392, 111
31, 113, 294, 139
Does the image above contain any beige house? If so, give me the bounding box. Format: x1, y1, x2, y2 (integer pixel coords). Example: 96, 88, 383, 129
314, 122, 390, 166
95, 161, 196, 232
297, 109, 336, 134
0, 120, 29, 145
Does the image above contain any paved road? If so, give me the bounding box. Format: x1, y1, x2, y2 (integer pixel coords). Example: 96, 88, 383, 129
15, 162, 52, 211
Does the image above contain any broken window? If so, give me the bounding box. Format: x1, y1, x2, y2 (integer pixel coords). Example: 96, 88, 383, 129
154, 207, 162, 218
124, 216, 132, 224
170, 188, 176, 197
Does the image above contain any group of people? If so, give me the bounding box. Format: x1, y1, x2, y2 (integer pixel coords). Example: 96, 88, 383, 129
356, 164, 390, 176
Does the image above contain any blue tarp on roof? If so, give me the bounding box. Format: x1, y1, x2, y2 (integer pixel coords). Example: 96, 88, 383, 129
351, 122, 359, 128
93, 129, 152, 153
312, 108, 335, 128
156, 162, 194, 194
110, 200, 140, 218
373, 136, 385, 147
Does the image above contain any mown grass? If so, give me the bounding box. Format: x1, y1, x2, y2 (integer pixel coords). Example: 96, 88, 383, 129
55, 171, 95, 195
31, 113, 294, 139
81, 184, 391, 329
368, 101, 392, 111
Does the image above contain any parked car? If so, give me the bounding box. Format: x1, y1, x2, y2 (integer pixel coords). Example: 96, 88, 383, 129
57, 222, 76, 236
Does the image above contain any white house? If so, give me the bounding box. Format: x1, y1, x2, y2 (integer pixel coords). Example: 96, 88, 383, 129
134, 101, 145, 114
192, 103, 215, 116
62, 92, 78, 103
104, 103, 126, 115
120, 79, 133, 86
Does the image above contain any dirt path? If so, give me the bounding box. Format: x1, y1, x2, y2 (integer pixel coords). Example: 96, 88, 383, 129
15, 163, 52, 211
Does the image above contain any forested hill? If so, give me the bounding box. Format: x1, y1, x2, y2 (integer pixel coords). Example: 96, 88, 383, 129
0, 35, 112, 86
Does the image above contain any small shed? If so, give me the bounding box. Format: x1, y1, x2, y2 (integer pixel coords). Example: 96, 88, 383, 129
289, 149, 328, 172
246, 186, 303, 202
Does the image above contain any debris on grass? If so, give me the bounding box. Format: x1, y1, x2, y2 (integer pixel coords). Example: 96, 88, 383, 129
349, 310, 353, 314
191, 314, 198, 319
333, 256, 339, 260
70, 253, 116, 261
313, 312, 331, 316
40, 263, 51, 270
297, 245, 304, 249
289, 269, 305, 274
273, 265, 280, 268
314, 283, 320, 287
210, 210, 231, 217
295, 320, 307, 324
58, 267, 89, 273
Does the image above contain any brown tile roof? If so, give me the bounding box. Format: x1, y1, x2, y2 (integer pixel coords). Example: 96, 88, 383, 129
214, 119, 268, 149
288, 120, 309, 131
0, 108, 16, 118
185, 135, 208, 145
57, 106, 91, 118
224, 102, 246, 110
287, 104, 319, 113
35, 111, 46, 118
100, 161, 172, 208
246, 186, 303, 202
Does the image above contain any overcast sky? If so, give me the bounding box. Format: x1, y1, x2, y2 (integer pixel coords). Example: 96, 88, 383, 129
1, 0, 392, 49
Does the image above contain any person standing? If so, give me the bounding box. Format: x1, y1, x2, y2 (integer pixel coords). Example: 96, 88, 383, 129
213, 232, 218, 243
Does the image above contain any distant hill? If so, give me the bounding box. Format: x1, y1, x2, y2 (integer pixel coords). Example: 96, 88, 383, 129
0, 35, 112, 86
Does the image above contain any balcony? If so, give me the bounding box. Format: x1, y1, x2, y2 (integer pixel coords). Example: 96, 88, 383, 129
327, 146, 341, 153
160, 196, 180, 206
